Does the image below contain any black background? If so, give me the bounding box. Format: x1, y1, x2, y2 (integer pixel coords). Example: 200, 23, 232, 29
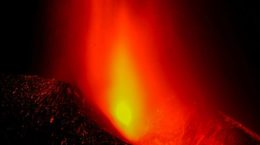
1, 0, 259, 134
0, 0, 46, 74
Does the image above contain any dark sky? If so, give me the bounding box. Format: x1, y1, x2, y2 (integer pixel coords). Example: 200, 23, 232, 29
0, 0, 259, 133
1, 0, 45, 74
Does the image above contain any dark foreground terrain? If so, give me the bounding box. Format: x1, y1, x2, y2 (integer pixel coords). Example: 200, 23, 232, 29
0, 74, 128, 145
0, 74, 259, 145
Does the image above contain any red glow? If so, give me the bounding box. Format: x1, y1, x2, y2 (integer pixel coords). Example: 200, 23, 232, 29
43, 0, 259, 144
86, 1, 189, 142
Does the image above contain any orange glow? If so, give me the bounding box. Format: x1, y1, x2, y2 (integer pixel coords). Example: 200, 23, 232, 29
86, 0, 186, 143
45, 0, 260, 144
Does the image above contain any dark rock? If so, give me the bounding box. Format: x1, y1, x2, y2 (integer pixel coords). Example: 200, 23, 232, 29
0, 74, 129, 145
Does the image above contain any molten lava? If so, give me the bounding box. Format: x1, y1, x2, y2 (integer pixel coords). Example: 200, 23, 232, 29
86, 1, 186, 143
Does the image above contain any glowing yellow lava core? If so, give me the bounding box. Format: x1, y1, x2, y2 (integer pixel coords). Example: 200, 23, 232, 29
109, 44, 145, 141
115, 101, 132, 126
